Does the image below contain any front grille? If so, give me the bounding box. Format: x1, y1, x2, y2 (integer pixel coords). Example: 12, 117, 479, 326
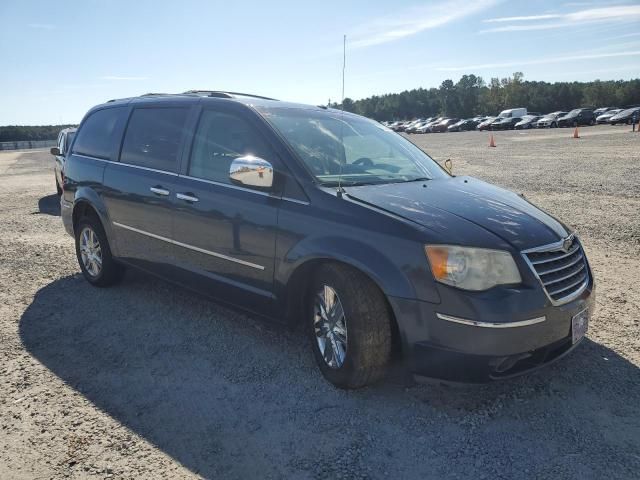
523, 237, 589, 304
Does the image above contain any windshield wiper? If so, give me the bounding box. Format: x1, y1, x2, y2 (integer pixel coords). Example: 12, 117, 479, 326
402, 177, 431, 183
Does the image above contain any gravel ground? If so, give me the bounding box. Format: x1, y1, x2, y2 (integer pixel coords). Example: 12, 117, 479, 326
1, 124, 639, 479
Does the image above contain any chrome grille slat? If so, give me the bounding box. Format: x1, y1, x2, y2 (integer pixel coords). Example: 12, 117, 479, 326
536, 252, 583, 275
542, 263, 585, 286
528, 243, 581, 265
522, 235, 589, 305
547, 274, 588, 296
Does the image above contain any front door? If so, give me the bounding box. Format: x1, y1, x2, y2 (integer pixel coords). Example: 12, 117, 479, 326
171, 107, 280, 312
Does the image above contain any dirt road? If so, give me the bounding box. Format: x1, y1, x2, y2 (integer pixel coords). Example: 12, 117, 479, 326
1, 125, 639, 479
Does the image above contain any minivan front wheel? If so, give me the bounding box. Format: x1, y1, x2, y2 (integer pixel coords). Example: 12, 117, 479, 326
75, 216, 124, 287
308, 264, 392, 389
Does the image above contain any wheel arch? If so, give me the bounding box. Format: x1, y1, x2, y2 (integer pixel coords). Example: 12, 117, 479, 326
71, 189, 117, 254
281, 255, 405, 356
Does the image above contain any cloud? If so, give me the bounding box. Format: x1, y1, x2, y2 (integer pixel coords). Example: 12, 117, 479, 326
483, 14, 562, 23
100, 76, 148, 81
481, 5, 640, 33
28, 23, 56, 30
349, 0, 501, 49
552, 64, 640, 77
436, 49, 640, 71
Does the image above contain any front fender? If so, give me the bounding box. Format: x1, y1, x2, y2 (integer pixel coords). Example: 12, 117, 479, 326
277, 235, 438, 303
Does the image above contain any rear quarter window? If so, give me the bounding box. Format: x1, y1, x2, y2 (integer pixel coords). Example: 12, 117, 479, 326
73, 107, 126, 159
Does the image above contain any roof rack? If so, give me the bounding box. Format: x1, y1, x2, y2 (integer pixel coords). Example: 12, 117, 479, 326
182, 90, 278, 101
107, 90, 278, 104
107, 92, 172, 103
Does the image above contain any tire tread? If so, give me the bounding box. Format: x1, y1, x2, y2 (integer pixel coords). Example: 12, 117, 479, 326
311, 263, 392, 389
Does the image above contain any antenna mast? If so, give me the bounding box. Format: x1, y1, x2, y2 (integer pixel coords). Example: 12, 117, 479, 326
337, 34, 346, 197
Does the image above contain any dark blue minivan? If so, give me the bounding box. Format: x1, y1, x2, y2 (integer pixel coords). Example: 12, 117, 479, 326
60, 91, 595, 388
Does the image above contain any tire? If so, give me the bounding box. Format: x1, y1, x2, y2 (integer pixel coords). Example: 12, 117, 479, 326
551, 122, 557, 128
55, 177, 62, 196
308, 263, 392, 389
589, 119, 595, 126
75, 215, 125, 287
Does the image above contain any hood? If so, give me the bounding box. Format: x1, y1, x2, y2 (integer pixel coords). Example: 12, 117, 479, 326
345, 176, 569, 250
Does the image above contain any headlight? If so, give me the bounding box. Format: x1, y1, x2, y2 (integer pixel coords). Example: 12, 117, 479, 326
425, 245, 521, 291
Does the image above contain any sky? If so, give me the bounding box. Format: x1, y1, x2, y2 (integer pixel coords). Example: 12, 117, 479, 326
0, 0, 639, 125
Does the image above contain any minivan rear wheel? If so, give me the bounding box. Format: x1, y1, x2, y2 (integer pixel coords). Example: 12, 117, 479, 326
75, 216, 125, 287
308, 264, 392, 389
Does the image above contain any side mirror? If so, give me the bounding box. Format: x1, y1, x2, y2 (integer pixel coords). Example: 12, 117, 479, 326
50, 147, 61, 156
229, 155, 274, 190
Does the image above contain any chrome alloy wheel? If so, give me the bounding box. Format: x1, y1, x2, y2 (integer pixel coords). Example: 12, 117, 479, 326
79, 226, 102, 277
314, 285, 348, 369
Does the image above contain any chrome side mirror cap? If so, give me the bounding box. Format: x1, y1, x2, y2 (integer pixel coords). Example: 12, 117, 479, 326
229, 156, 274, 189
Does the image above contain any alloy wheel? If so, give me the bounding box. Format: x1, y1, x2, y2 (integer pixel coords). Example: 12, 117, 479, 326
313, 285, 348, 369
79, 226, 102, 277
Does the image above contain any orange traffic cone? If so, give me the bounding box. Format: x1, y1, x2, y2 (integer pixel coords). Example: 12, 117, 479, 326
573, 126, 580, 139
489, 133, 496, 147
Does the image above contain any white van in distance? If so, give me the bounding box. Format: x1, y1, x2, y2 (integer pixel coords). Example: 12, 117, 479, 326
498, 108, 527, 118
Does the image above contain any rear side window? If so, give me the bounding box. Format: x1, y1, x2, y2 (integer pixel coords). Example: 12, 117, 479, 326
120, 107, 189, 173
73, 108, 125, 159
188, 110, 270, 184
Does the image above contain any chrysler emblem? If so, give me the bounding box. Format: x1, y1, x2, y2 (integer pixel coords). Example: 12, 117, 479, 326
562, 234, 574, 253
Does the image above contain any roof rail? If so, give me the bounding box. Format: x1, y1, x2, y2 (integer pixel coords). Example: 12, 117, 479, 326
182, 90, 278, 101
107, 90, 279, 104
107, 92, 171, 103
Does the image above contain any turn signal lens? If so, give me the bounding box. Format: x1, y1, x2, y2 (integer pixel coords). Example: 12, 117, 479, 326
425, 246, 449, 280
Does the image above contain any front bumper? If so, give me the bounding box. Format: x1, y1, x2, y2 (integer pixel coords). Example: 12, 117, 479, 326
388, 280, 595, 383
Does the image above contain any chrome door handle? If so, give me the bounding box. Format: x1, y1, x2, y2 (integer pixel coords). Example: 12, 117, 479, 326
150, 187, 170, 196
176, 192, 199, 202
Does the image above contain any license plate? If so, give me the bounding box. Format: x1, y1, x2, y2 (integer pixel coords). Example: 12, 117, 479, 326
571, 309, 589, 344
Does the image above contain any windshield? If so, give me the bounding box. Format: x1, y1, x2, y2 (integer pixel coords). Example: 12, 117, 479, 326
259, 108, 449, 186
567, 109, 580, 116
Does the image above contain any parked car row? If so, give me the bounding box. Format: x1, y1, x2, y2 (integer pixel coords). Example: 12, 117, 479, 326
383, 105, 640, 133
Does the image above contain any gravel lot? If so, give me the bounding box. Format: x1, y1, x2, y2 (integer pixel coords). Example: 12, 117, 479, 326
1, 125, 639, 479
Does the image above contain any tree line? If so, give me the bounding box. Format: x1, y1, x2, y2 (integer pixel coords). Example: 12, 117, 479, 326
335, 73, 640, 120
0, 125, 77, 142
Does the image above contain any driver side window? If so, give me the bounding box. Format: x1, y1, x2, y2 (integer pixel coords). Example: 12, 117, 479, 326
188, 110, 271, 184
